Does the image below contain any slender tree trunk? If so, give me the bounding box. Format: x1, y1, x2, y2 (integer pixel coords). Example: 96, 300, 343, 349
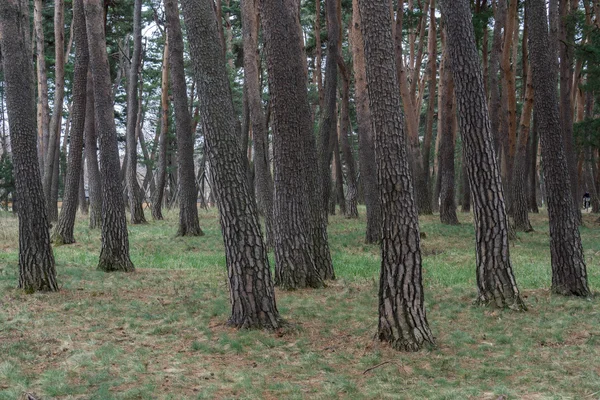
333, 122, 346, 215
1, 0, 58, 292
152, 38, 169, 221
338, 60, 358, 218
315, 0, 324, 110
460, 147, 471, 212
440, 0, 525, 309
358, 0, 435, 351
489, 0, 507, 153
52, 0, 89, 244
125, 0, 147, 224
79, 156, 88, 215
528, 111, 540, 213
85, 71, 102, 229
84, 0, 134, 272
182, 0, 280, 329
241, 0, 274, 247
527, 0, 589, 297
34, 0, 50, 175
165, 0, 203, 236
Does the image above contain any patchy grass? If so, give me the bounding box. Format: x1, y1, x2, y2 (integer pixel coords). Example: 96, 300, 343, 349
1, 207, 600, 399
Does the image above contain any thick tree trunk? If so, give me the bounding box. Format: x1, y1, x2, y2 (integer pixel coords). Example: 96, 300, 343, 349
165, 0, 203, 237
84, 0, 134, 272
125, 0, 147, 224
438, 47, 459, 226
260, 0, 326, 289
152, 39, 170, 221
241, 0, 274, 247
527, 0, 589, 297
52, 0, 89, 245
338, 60, 358, 218
182, 0, 280, 329
350, 0, 380, 243
358, 0, 435, 351
85, 71, 102, 229
1, 0, 58, 292
440, 0, 525, 309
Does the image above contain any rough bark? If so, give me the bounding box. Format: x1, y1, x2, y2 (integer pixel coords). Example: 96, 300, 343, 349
260, 0, 326, 289
528, 110, 540, 213
85, 70, 102, 229
333, 122, 346, 216
83, 0, 134, 272
125, 0, 147, 224
79, 156, 88, 215
182, 0, 280, 329
440, 0, 525, 309
438, 47, 459, 226
165, 0, 203, 237
338, 60, 358, 218
489, 0, 507, 153
350, 0, 380, 243
1, 0, 58, 292
460, 146, 471, 213
357, 0, 435, 351
34, 0, 49, 174
52, 0, 89, 245
241, 0, 274, 247
527, 0, 590, 297
152, 39, 170, 221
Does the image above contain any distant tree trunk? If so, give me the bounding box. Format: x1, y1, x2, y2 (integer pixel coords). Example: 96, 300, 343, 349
460, 148, 471, 213
489, 0, 507, 153
358, 0, 435, 351
125, 0, 147, 224
241, 0, 274, 247
528, 111, 540, 213
52, 0, 89, 245
438, 46, 459, 225
182, 0, 280, 329
152, 38, 169, 221
558, 0, 582, 225
527, 0, 589, 297
34, 0, 50, 174
338, 60, 358, 218
333, 124, 346, 215
1, 0, 58, 291
165, 0, 203, 237
85, 71, 102, 229
315, 0, 324, 110
43, 0, 66, 222
79, 157, 88, 215
350, 0, 379, 243
440, 0, 525, 309
260, 0, 325, 289
318, 0, 340, 215
84, 0, 134, 272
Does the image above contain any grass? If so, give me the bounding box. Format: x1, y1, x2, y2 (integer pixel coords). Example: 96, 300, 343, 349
1, 206, 600, 399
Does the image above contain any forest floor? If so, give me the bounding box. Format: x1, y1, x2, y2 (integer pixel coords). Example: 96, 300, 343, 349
1, 207, 600, 399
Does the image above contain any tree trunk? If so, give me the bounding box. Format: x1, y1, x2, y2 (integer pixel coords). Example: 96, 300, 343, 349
165, 0, 203, 237
241, 0, 274, 248
528, 111, 540, 213
34, 0, 50, 175
260, 0, 327, 289
527, 0, 589, 297
440, 0, 525, 309
460, 146, 471, 213
83, 0, 134, 272
358, 0, 435, 351
85, 70, 102, 229
1, 0, 58, 292
52, 0, 89, 245
152, 38, 169, 221
350, 0, 379, 243
489, 0, 507, 153
182, 0, 280, 329
338, 60, 358, 218
79, 156, 88, 215
438, 46, 459, 225
125, 0, 147, 224
333, 122, 346, 215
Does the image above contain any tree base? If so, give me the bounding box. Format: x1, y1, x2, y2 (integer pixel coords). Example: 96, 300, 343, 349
176, 227, 205, 237
551, 284, 590, 297
98, 258, 135, 272
50, 232, 75, 246
226, 314, 281, 330
475, 292, 527, 311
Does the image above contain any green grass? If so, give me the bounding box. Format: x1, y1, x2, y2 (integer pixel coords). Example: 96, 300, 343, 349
1, 207, 600, 399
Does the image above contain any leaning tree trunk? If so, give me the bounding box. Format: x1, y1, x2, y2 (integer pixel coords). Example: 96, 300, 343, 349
52, 0, 89, 245
358, 0, 435, 351
351, 0, 379, 243
0, 0, 58, 292
260, 0, 327, 289
438, 46, 459, 226
152, 39, 169, 221
83, 0, 134, 272
182, 0, 280, 329
241, 0, 274, 248
85, 70, 103, 229
125, 0, 147, 224
338, 60, 359, 218
526, 0, 589, 297
165, 0, 203, 237
440, 0, 525, 309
